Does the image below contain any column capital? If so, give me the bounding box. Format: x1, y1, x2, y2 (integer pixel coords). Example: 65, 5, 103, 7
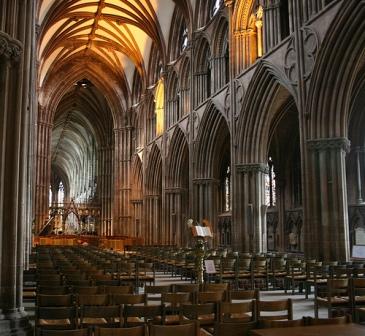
236, 163, 269, 174
307, 137, 351, 153
165, 187, 188, 194
224, 0, 235, 7
192, 178, 220, 185
0, 31, 23, 62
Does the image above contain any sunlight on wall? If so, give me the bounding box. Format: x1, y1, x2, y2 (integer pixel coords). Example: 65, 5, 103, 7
155, 79, 164, 136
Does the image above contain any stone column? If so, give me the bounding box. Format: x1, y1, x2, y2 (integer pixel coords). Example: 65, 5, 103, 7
306, 138, 351, 261
235, 164, 269, 253
99, 145, 113, 236
211, 56, 227, 92
263, 0, 281, 52
0, 1, 35, 334
114, 127, 132, 236
35, 120, 52, 232
143, 195, 161, 245
192, 178, 219, 246
164, 188, 188, 246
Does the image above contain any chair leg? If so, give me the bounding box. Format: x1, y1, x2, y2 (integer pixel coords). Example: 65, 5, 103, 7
314, 300, 319, 318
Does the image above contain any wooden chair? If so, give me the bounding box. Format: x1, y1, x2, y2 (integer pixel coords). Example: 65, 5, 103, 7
350, 277, 365, 320
37, 329, 89, 336
149, 322, 199, 336
161, 292, 192, 324
257, 299, 293, 322
37, 286, 70, 295
36, 294, 77, 331
173, 284, 199, 303
229, 289, 259, 302
314, 278, 350, 318
235, 258, 253, 289
305, 315, 352, 325
72, 286, 100, 295
259, 319, 304, 328
269, 258, 287, 290
94, 325, 145, 336
123, 304, 163, 327
213, 321, 256, 336
77, 294, 121, 329
179, 303, 218, 331
284, 261, 306, 295
197, 291, 224, 304
104, 285, 134, 294
144, 285, 171, 305
219, 300, 256, 323
112, 294, 146, 307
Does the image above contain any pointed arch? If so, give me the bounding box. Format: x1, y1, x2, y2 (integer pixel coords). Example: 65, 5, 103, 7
166, 127, 189, 188
237, 61, 297, 163
307, 1, 365, 139
195, 103, 231, 178
146, 144, 162, 195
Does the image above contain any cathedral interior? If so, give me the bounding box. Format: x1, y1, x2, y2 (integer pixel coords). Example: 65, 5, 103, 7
1, 0, 365, 334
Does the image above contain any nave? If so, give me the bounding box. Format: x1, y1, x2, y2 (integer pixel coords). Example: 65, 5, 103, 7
23, 245, 365, 335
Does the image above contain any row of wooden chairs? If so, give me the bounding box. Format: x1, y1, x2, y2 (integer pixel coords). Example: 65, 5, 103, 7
36, 309, 354, 336
314, 277, 365, 318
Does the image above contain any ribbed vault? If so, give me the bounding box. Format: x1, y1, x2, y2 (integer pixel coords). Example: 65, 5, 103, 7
51, 82, 113, 203
37, 0, 189, 91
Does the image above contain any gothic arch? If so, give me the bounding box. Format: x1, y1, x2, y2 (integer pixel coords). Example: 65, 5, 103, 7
237, 61, 297, 163
195, 103, 231, 178
131, 155, 143, 201
194, 37, 212, 104
211, 16, 228, 57
166, 70, 180, 126
167, 6, 190, 61
232, 0, 263, 73
307, 1, 365, 139
40, 60, 125, 129
166, 127, 189, 188
144, 144, 162, 244
145, 144, 162, 196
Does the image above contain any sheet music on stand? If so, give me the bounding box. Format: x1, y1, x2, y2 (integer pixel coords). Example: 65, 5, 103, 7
191, 225, 213, 238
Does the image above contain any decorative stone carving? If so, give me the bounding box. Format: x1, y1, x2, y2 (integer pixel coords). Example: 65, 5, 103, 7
284, 36, 298, 84
236, 163, 269, 174
307, 137, 351, 153
0, 31, 23, 62
224, 87, 230, 114
285, 209, 303, 252
301, 27, 319, 80
284, 27, 319, 84
235, 79, 244, 118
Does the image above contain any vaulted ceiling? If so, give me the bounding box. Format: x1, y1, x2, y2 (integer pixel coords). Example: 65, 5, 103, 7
38, 0, 193, 90
37, 0, 194, 201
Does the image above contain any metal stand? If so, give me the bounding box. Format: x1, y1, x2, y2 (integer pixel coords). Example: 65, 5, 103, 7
195, 237, 206, 284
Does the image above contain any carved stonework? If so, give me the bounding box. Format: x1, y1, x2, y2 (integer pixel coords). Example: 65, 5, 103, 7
0, 31, 23, 62
193, 112, 200, 139
307, 137, 351, 153
301, 27, 319, 80
267, 210, 278, 251
285, 209, 303, 252
235, 79, 244, 118
224, 87, 230, 115
236, 163, 269, 174
284, 36, 298, 84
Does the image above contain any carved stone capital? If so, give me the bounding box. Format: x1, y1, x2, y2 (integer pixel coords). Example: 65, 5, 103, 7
224, 0, 235, 7
236, 163, 269, 174
307, 137, 351, 153
0, 31, 23, 62
192, 178, 220, 186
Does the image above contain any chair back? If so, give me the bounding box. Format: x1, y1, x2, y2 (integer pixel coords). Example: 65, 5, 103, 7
257, 299, 293, 321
